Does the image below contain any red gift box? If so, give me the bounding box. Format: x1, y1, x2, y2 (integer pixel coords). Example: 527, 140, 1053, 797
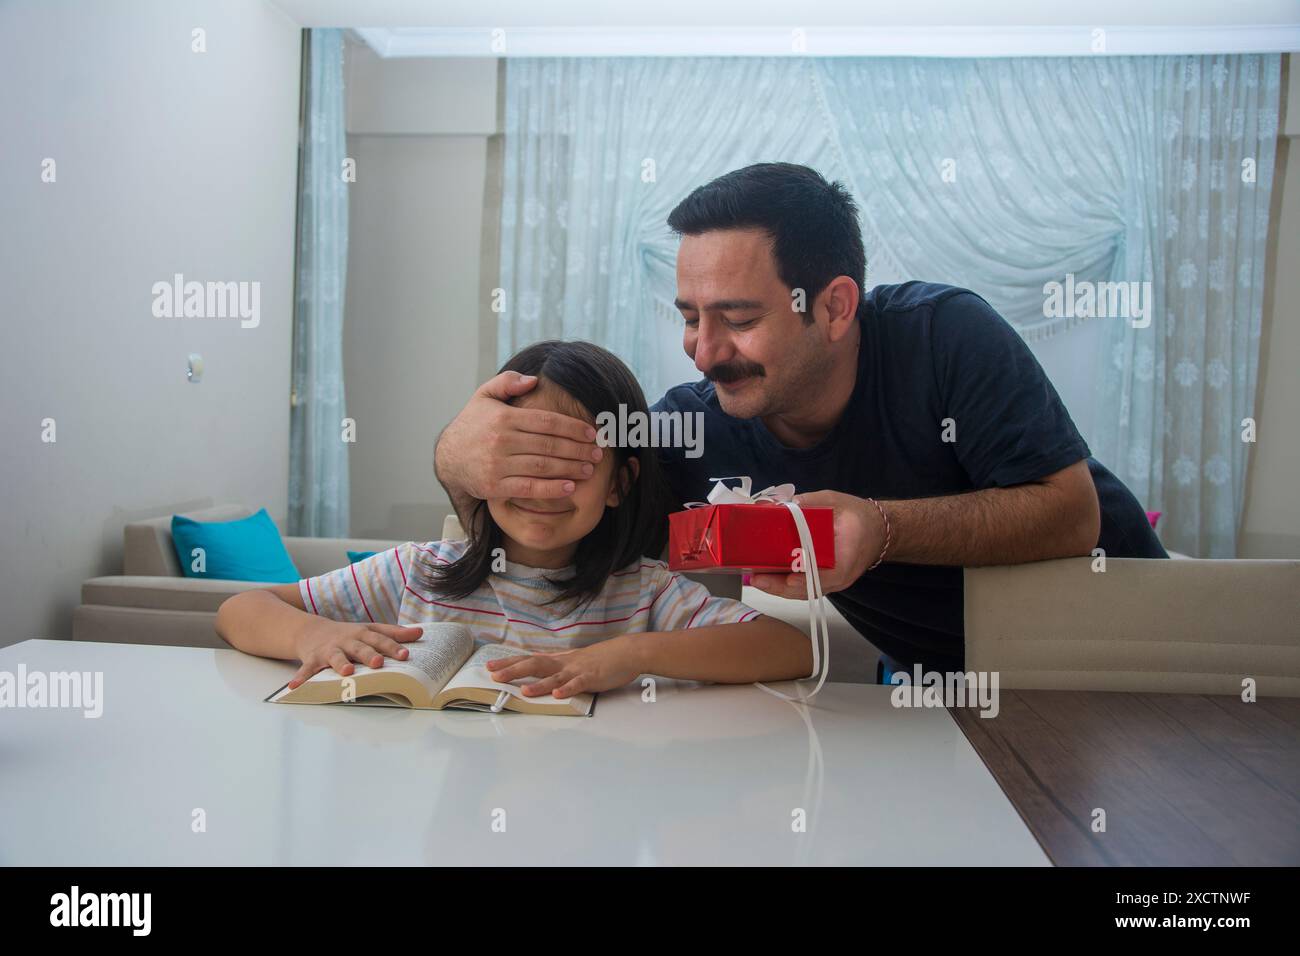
668, 503, 835, 573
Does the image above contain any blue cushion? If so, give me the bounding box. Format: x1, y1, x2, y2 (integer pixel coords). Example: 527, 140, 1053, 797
347, 550, 378, 565
170, 508, 300, 583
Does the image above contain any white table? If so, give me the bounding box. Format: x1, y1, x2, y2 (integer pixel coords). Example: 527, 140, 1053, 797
0, 639, 1049, 865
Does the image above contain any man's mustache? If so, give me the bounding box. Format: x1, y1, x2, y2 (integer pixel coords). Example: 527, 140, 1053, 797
705, 361, 765, 384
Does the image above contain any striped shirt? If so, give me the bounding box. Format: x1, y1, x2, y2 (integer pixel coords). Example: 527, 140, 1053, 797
298, 539, 762, 653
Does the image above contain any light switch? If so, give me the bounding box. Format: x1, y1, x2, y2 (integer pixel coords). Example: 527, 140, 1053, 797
187, 353, 204, 383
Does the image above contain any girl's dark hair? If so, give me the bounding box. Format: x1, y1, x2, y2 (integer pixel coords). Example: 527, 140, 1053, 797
415, 340, 671, 613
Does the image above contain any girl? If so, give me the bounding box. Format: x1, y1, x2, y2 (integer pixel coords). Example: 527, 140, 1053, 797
216, 340, 812, 700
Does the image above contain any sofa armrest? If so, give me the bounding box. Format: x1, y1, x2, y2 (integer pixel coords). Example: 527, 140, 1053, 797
964, 557, 1300, 696
81, 575, 269, 614
73, 604, 227, 649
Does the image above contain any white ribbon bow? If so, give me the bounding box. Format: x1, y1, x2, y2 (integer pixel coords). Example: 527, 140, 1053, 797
684, 475, 798, 508
688, 476, 830, 703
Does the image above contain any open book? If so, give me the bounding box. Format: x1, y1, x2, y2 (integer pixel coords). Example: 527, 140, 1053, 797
267, 623, 595, 716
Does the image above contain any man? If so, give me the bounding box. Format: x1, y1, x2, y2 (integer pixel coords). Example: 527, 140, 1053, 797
435, 163, 1166, 676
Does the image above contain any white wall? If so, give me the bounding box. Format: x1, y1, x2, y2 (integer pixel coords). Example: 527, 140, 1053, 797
0, 0, 302, 646
342, 45, 496, 538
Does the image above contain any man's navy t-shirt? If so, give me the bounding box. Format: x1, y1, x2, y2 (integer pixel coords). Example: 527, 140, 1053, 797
651, 281, 1167, 673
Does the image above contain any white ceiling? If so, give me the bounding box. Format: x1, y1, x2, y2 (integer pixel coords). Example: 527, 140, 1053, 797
350, 25, 1298, 58
270, 1, 1300, 29
271, 1, 1300, 56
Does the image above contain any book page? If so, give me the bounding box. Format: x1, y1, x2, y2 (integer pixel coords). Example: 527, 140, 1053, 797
302, 622, 474, 696
444, 642, 579, 703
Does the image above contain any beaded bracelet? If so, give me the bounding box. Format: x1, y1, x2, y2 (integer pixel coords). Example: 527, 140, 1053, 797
865, 497, 891, 570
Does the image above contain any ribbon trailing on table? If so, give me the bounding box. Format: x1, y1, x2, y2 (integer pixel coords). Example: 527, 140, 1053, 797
685, 476, 830, 703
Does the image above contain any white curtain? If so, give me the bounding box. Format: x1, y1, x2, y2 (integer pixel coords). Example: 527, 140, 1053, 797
499, 55, 1281, 557
1097, 56, 1280, 557
289, 29, 350, 537
498, 59, 838, 395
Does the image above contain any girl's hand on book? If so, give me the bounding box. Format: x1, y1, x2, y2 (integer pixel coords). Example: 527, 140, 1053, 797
287, 622, 425, 689
485, 638, 641, 699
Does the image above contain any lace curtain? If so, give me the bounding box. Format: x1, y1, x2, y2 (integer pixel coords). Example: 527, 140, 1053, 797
499, 54, 1280, 556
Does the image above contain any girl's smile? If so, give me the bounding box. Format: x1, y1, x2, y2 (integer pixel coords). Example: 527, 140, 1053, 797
509, 501, 574, 517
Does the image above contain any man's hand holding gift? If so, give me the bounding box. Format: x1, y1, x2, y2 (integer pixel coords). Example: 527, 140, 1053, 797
749, 490, 890, 600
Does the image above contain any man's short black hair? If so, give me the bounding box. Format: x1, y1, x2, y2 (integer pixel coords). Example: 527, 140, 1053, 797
666, 163, 866, 324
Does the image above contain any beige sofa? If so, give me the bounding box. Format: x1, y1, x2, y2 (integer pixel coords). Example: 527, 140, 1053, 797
73, 505, 1299, 694
966, 557, 1300, 696
73, 505, 406, 651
